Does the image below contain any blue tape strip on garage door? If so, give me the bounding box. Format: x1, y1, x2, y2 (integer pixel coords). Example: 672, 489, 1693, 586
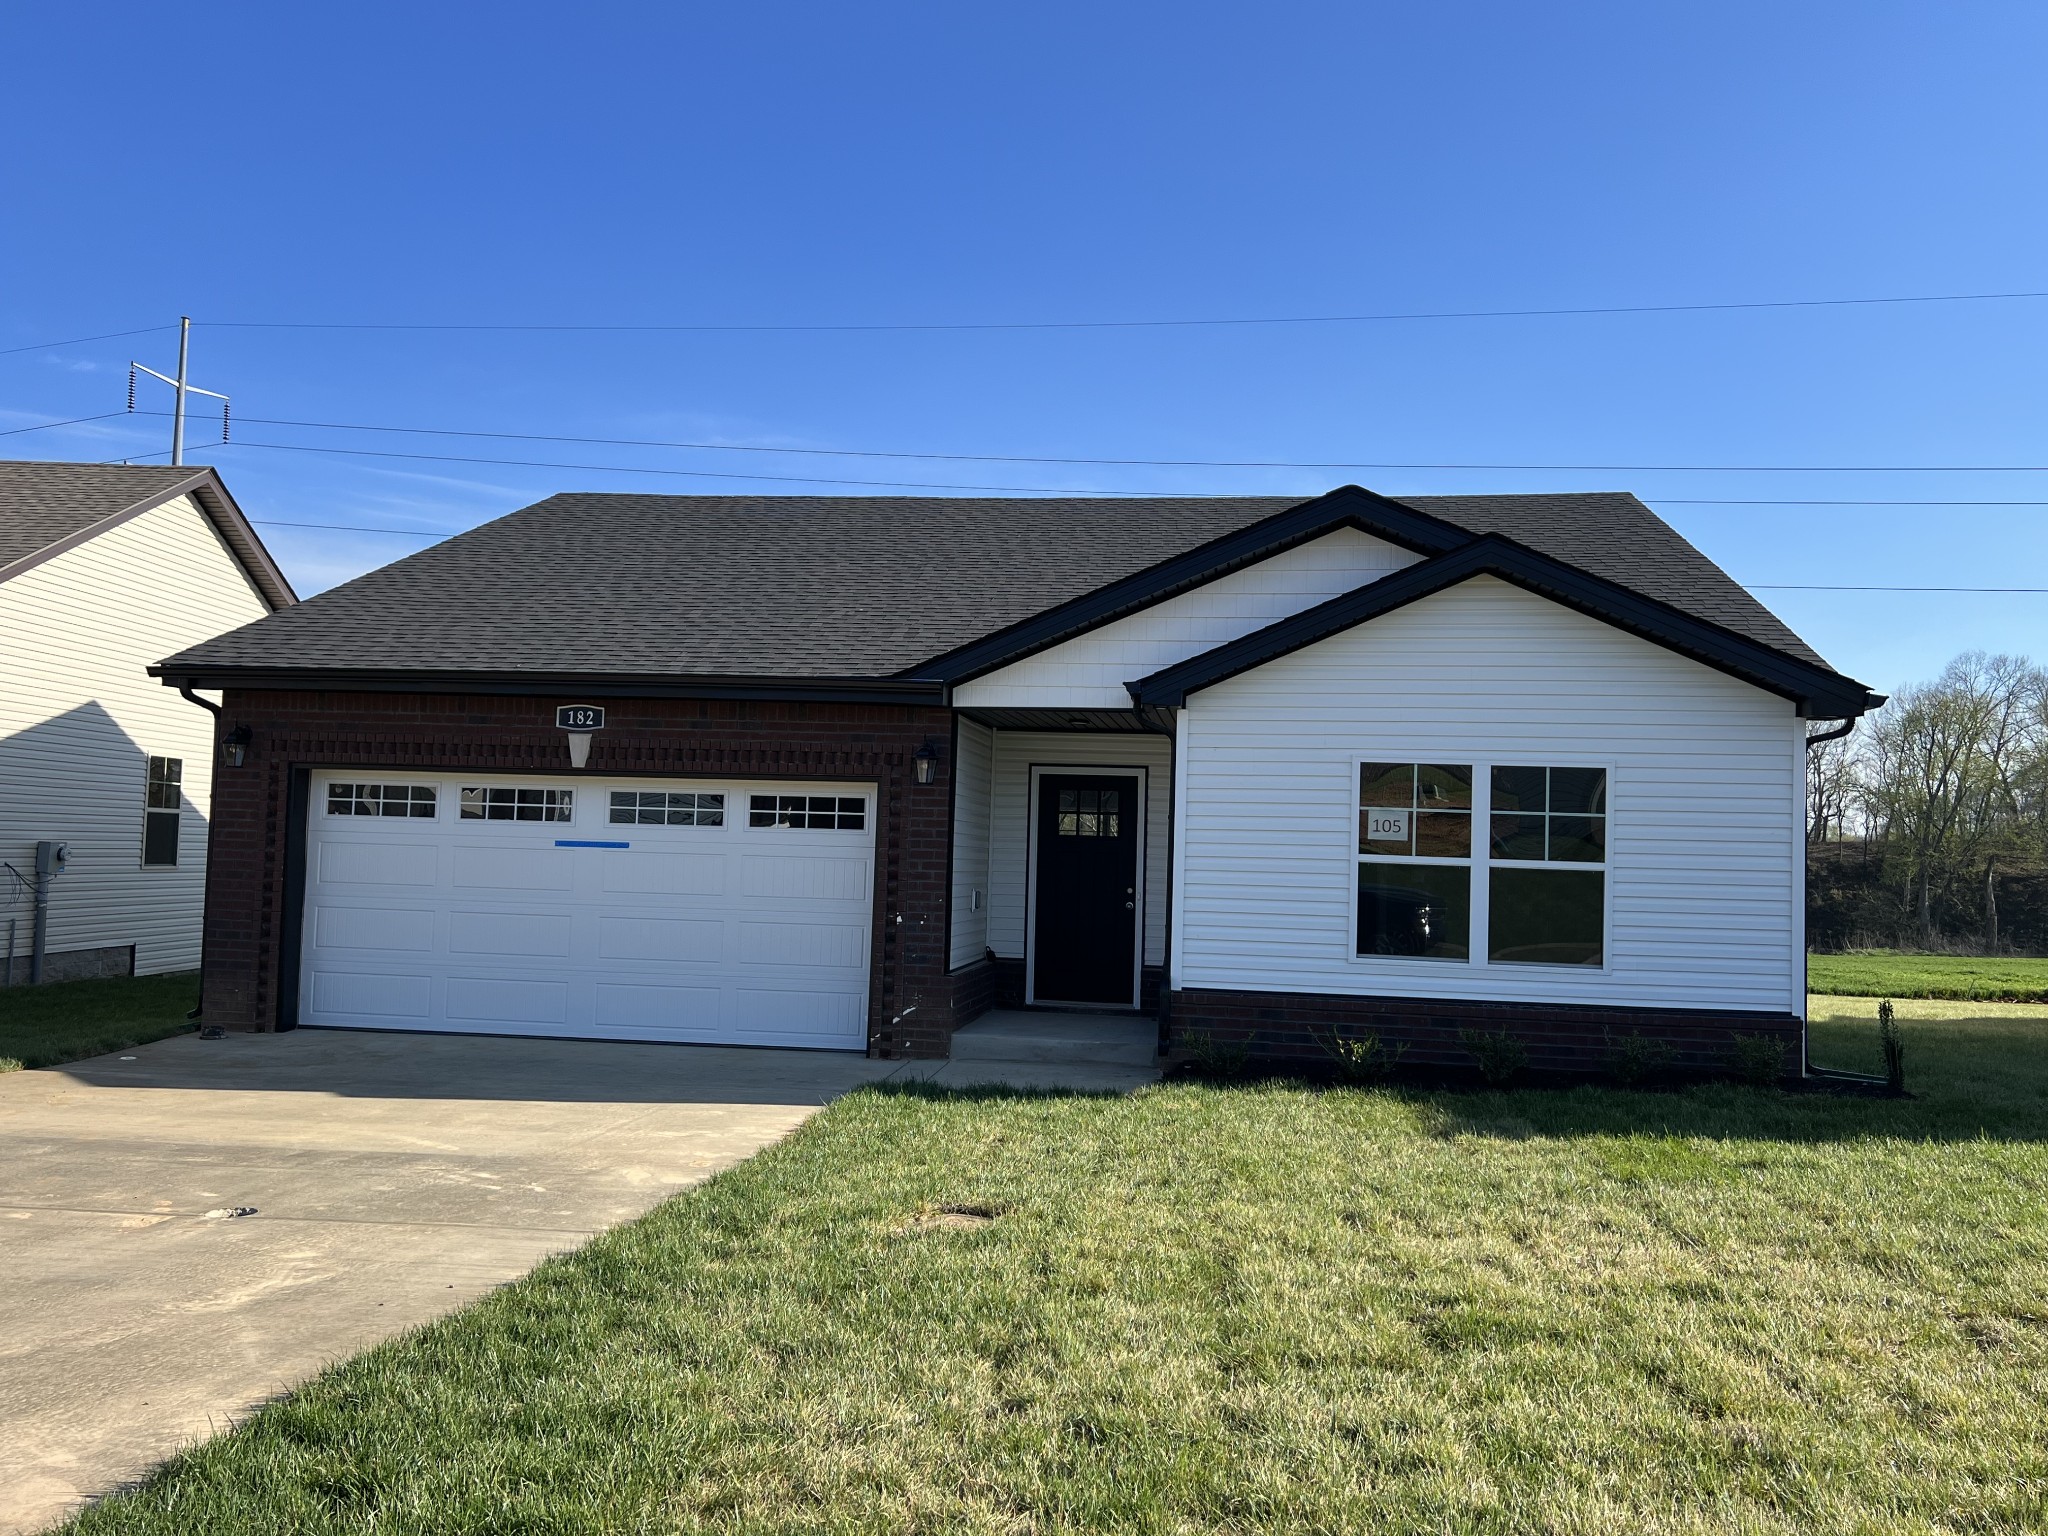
555, 840, 630, 848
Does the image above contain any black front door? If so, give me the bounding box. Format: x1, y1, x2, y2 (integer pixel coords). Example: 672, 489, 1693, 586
1031, 773, 1140, 1006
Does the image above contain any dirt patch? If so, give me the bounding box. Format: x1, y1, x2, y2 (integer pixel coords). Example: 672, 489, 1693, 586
900, 1202, 1004, 1234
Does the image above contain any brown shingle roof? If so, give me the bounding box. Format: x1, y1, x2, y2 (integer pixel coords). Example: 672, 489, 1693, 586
160, 489, 1832, 679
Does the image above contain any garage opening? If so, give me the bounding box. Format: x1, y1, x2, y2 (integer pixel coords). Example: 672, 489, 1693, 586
298, 772, 876, 1049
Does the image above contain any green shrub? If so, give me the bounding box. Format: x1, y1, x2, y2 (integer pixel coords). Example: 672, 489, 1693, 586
1605, 1028, 1676, 1086
1312, 1025, 1406, 1085
1181, 1030, 1250, 1079
1458, 1027, 1528, 1086
1879, 998, 1906, 1094
1728, 1032, 1788, 1087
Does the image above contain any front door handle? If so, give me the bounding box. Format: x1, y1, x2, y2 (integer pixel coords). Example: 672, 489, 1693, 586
1124, 900, 1135, 910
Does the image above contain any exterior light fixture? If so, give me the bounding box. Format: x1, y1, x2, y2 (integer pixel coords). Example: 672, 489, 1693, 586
222, 725, 252, 768
913, 741, 939, 786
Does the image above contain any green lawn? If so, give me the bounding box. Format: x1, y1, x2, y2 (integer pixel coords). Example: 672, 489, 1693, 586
0, 972, 198, 1072
64, 997, 2048, 1535
1809, 948, 2048, 1002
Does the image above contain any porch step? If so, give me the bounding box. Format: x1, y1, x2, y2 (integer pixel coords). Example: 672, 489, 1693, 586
949, 1009, 1159, 1067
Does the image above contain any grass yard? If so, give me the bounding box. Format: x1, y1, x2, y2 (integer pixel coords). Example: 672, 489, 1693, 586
1809, 948, 2048, 1003
0, 972, 198, 1071
65, 997, 2048, 1535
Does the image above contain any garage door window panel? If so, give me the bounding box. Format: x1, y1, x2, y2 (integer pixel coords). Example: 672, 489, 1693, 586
461, 786, 574, 822
610, 791, 724, 827
749, 794, 865, 830
327, 783, 438, 818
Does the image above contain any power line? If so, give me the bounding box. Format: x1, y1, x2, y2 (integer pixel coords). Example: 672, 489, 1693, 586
1749, 584, 2048, 593
0, 411, 128, 439
194, 287, 2048, 334
205, 439, 1220, 495
130, 409, 2048, 476
0, 324, 178, 358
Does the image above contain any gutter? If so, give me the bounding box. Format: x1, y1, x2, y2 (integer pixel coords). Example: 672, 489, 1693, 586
150, 667, 948, 707
1797, 714, 1867, 1077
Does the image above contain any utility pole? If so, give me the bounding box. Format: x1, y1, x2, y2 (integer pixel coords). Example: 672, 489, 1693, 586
173, 316, 189, 465
130, 317, 228, 464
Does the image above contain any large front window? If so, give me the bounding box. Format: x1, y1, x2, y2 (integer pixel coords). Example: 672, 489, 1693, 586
1355, 761, 1607, 967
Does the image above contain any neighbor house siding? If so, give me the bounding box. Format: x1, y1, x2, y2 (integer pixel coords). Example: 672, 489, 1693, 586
987, 730, 1172, 968
954, 528, 1420, 710
949, 717, 994, 969
1176, 576, 1805, 1014
0, 494, 270, 976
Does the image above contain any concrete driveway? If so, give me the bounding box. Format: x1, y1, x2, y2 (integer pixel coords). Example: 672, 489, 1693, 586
0, 1029, 945, 1534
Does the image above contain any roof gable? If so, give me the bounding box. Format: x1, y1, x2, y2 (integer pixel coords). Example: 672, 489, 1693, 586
0, 461, 295, 609
1127, 535, 1883, 719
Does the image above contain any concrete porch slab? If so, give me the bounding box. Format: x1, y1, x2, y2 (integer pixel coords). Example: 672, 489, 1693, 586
948, 1009, 1161, 1067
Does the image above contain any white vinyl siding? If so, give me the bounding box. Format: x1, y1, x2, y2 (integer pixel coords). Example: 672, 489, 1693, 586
955, 528, 1421, 710
949, 718, 995, 969
0, 495, 271, 975
1175, 576, 1804, 1013
988, 731, 1171, 968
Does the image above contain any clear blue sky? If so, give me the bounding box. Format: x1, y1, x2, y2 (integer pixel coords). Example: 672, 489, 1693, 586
4, 2, 2043, 697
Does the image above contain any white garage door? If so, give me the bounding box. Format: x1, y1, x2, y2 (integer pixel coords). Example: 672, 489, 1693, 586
299, 771, 875, 1049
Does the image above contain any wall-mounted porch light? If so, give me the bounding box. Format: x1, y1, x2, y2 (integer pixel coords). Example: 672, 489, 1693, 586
222, 725, 252, 768
913, 740, 939, 786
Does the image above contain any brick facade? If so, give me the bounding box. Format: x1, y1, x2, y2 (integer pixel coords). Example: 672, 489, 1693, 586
199, 688, 992, 1057
1168, 987, 1805, 1078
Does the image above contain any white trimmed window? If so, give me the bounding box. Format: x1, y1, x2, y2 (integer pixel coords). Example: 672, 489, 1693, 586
1486, 766, 1606, 967
1355, 762, 1473, 960
1355, 761, 1607, 968
142, 756, 184, 866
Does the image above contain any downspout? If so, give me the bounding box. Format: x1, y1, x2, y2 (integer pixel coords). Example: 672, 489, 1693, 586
174, 684, 225, 1022
1800, 716, 1858, 1078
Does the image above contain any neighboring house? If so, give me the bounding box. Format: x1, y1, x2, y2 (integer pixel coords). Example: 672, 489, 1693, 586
0, 462, 294, 982
154, 486, 1881, 1073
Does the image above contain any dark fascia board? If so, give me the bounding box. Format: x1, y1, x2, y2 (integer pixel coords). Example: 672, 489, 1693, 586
184, 470, 298, 611
1127, 534, 1886, 719
0, 466, 297, 610
902, 485, 1468, 685
147, 664, 946, 707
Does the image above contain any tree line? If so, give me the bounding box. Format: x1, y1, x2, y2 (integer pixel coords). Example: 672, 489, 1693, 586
1807, 652, 2048, 954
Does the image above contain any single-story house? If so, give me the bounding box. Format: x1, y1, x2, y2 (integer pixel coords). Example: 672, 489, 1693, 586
153, 485, 1881, 1072
1, 462, 294, 982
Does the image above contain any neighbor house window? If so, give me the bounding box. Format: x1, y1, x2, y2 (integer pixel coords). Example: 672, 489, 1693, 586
1356, 763, 1472, 960
142, 756, 182, 867
327, 783, 438, 818
749, 794, 866, 830
460, 786, 574, 822
1487, 766, 1606, 966
610, 791, 724, 826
